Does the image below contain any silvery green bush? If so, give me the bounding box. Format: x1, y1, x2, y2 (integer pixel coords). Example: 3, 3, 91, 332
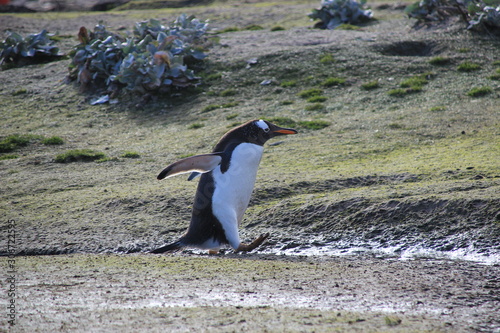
405, 0, 500, 33
0, 30, 61, 68
309, 0, 374, 29
467, 3, 500, 31
68, 14, 208, 98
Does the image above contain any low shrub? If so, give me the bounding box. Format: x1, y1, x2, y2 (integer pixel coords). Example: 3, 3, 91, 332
309, 0, 374, 29
405, 0, 500, 34
68, 15, 208, 100
0, 30, 62, 68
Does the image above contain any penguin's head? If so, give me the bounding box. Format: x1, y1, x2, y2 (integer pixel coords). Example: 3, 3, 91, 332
246, 119, 298, 145
214, 119, 298, 151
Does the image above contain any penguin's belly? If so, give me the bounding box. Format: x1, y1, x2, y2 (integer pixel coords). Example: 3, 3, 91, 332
211, 143, 264, 241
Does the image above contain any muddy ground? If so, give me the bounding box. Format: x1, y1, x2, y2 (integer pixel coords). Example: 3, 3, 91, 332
1, 0, 499, 331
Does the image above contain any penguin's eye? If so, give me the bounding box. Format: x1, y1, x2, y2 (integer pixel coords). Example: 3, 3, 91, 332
263, 127, 270, 133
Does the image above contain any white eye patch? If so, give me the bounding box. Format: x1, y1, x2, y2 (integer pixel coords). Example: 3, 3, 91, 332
256, 119, 270, 132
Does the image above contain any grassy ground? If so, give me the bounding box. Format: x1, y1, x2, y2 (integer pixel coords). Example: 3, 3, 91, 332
0, 0, 499, 331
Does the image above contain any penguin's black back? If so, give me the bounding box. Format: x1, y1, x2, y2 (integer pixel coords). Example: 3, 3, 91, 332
179, 172, 229, 247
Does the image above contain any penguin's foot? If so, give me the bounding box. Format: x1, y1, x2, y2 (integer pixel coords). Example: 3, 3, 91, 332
235, 233, 269, 252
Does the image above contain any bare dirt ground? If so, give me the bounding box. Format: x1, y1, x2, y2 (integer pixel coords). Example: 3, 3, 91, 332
10, 254, 500, 332
1, 0, 499, 331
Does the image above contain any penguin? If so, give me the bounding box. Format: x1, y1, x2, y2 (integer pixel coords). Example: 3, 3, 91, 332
151, 119, 297, 254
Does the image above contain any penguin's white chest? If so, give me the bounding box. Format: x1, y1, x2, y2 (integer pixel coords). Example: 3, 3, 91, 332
212, 143, 264, 225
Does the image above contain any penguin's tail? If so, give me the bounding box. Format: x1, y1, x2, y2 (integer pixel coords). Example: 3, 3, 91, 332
150, 240, 184, 254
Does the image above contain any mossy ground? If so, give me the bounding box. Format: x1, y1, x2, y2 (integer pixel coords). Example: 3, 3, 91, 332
0, 0, 499, 331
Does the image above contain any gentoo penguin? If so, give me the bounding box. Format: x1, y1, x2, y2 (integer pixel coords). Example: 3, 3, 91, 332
151, 119, 297, 254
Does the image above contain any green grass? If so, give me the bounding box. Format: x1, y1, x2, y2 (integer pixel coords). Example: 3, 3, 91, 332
457, 61, 481, 72
488, 68, 500, 80
0, 134, 32, 153
41, 136, 64, 145
270, 26, 285, 31
202, 102, 238, 113
385, 316, 402, 327
429, 106, 446, 112
361, 80, 379, 90
319, 54, 335, 64
280, 80, 297, 88
219, 27, 239, 33
307, 96, 327, 103
264, 117, 330, 130
429, 56, 450, 65
298, 120, 330, 130
188, 123, 205, 129
321, 77, 346, 87
265, 117, 298, 128
388, 123, 406, 129
336, 23, 362, 30
0, 154, 19, 160
121, 151, 140, 159
202, 104, 220, 112
297, 88, 323, 98
467, 86, 492, 97
400, 76, 427, 89
12, 88, 28, 96
220, 89, 237, 97
204, 73, 222, 81
55, 149, 106, 163
387, 88, 409, 97
222, 101, 239, 108
305, 103, 325, 111
243, 24, 264, 31
488, 74, 500, 80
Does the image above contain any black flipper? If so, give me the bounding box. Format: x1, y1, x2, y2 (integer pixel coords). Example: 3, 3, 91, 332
187, 172, 201, 181
150, 240, 183, 254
